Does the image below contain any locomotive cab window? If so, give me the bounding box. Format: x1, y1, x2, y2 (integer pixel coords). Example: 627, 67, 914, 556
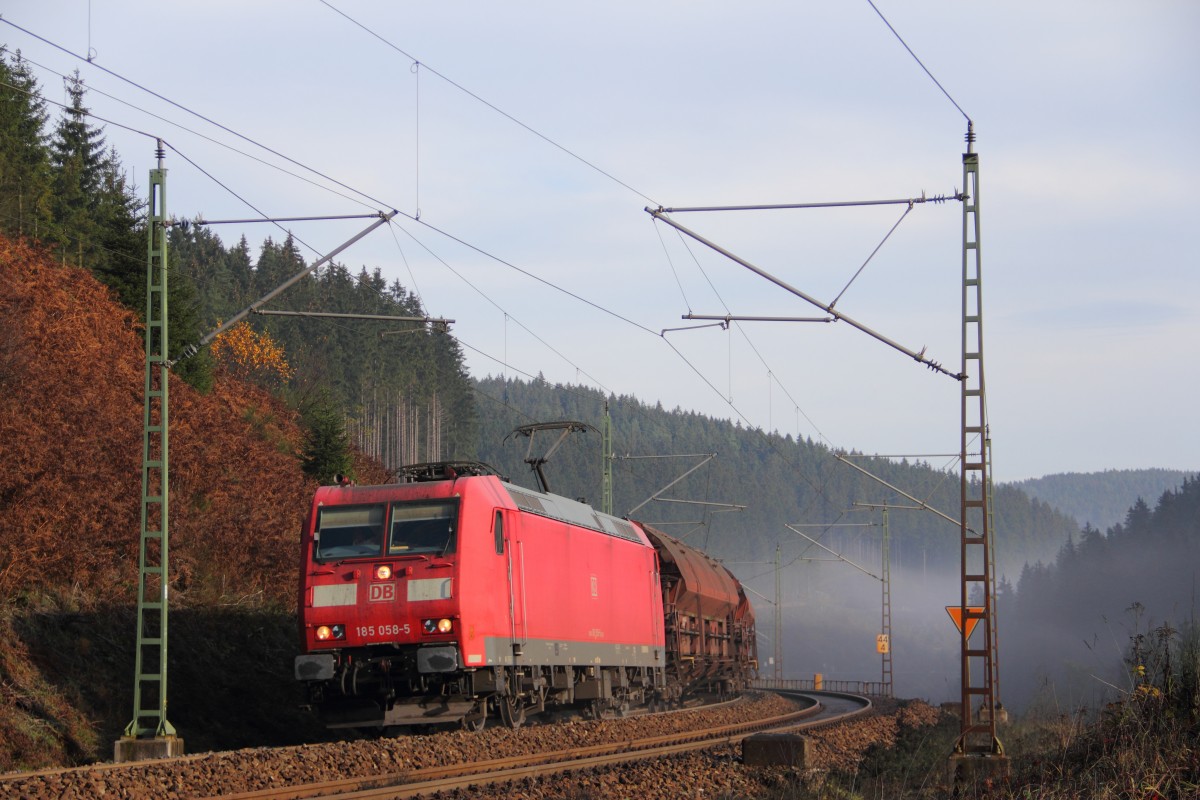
389, 500, 458, 556
315, 504, 385, 561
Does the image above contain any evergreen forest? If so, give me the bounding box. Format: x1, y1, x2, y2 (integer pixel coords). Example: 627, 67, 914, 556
168, 226, 478, 468
999, 476, 1200, 711
0, 50, 476, 470
1012, 468, 1194, 530
472, 374, 1080, 579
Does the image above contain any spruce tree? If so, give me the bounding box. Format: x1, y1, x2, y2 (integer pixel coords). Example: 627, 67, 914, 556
49, 72, 107, 262
92, 145, 143, 309
301, 390, 353, 484
0, 49, 53, 239
228, 235, 255, 310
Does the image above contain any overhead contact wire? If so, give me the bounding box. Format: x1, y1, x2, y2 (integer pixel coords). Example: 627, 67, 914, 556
13, 53, 377, 213
163, 142, 325, 257
453, 337, 596, 407
663, 220, 831, 446
864, 0, 971, 123
317, 0, 661, 207
0, 79, 311, 269
655, 227, 936, 561
0, 76, 157, 141
388, 219, 620, 396
0, 17, 392, 211
410, 217, 660, 338
654, 219, 693, 313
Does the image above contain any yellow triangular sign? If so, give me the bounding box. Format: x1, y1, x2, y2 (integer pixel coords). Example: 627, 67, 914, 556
945, 606, 984, 639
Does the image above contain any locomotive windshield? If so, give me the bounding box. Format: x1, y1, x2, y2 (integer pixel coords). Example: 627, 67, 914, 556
389, 500, 458, 556
315, 504, 385, 560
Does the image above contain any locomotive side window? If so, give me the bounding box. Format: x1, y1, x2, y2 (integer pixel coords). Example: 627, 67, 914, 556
315, 504, 385, 561
493, 511, 504, 555
389, 500, 458, 556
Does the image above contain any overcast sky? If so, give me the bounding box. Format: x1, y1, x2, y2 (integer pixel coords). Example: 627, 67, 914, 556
6, 1, 1198, 482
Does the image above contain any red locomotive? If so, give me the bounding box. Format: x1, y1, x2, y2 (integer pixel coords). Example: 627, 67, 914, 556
294, 462, 756, 730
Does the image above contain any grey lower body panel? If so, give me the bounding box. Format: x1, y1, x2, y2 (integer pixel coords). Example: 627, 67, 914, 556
322, 696, 477, 729
482, 636, 662, 669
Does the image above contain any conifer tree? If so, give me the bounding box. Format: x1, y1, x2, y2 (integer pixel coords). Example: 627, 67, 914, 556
301, 390, 353, 484
91, 145, 143, 309
169, 273, 215, 393
228, 235, 255, 309
0, 49, 53, 239
49, 72, 107, 261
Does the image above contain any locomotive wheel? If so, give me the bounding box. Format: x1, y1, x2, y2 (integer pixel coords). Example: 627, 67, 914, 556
499, 694, 525, 729
461, 702, 487, 732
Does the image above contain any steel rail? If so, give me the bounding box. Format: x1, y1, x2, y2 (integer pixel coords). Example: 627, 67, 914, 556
204, 694, 868, 800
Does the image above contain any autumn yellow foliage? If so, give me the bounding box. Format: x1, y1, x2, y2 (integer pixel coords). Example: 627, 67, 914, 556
211, 321, 294, 385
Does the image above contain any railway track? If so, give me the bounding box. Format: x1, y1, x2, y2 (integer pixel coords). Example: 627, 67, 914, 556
0, 691, 874, 799
201, 691, 869, 800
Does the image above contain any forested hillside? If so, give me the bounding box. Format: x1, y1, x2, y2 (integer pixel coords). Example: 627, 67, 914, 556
473, 375, 1081, 579
1001, 477, 1200, 711
1011, 468, 1195, 530
0, 231, 401, 601
169, 226, 478, 468
1, 50, 477, 471
0, 53, 213, 390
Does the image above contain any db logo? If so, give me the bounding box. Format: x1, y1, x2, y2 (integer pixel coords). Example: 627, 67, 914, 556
368, 583, 396, 603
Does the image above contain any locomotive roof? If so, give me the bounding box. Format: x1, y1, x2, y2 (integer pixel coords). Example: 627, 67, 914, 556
501, 481, 646, 544
312, 471, 647, 546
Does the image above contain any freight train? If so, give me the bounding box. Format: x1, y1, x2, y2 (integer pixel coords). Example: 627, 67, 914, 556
294, 461, 757, 731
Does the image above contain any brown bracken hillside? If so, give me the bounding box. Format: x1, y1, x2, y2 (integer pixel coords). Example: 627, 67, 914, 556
0, 232, 387, 606
0, 233, 388, 770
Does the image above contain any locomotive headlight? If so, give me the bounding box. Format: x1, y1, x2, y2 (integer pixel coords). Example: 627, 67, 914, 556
315, 624, 346, 641
374, 564, 392, 580
437, 618, 453, 633
422, 618, 454, 634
